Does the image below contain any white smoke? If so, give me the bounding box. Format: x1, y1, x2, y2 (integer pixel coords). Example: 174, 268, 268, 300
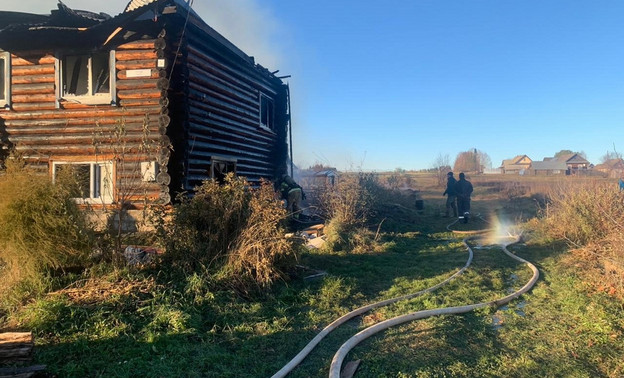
1, 0, 283, 70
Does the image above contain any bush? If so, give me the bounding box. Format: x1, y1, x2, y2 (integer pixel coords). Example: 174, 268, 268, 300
0, 159, 95, 309
159, 174, 298, 290
533, 181, 624, 295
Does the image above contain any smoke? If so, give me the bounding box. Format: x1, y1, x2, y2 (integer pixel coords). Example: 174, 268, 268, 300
2, 0, 284, 71
193, 0, 283, 71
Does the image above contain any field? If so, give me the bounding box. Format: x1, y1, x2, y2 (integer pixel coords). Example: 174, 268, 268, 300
1, 172, 623, 377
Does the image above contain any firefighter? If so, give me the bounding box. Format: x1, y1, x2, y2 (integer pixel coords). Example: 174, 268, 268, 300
279, 174, 305, 219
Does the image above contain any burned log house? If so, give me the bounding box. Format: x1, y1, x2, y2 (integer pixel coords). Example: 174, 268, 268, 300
0, 0, 290, 210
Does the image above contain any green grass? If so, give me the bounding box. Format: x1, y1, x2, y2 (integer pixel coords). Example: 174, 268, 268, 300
2, 178, 624, 377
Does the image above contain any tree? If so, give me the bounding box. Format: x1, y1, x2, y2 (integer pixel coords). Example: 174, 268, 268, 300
600, 150, 622, 163
432, 153, 451, 186
453, 148, 491, 173
554, 149, 586, 159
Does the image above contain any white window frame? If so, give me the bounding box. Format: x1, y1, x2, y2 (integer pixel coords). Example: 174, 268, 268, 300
52, 161, 114, 204
56, 50, 116, 106
0, 51, 10, 109
259, 93, 275, 132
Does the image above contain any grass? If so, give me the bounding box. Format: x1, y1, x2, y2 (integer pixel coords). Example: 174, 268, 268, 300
1, 173, 623, 377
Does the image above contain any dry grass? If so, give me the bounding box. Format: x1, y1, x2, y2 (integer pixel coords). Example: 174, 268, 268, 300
159, 175, 298, 291
0, 159, 95, 310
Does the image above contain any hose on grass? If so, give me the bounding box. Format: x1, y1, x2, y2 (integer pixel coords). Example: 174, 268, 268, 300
271, 231, 480, 378
328, 237, 539, 378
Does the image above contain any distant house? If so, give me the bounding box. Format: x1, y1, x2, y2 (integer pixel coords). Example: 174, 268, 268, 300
500, 155, 532, 174
298, 168, 338, 189
0, 0, 291, 208
527, 159, 568, 176
594, 158, 624, 178
551, 154, 590, 175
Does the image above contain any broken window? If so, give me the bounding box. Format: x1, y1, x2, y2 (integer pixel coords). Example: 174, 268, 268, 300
59, 51, 114, 104
53, 161, 114, 204
0, 51, 9, 108
260, 93, 274, 131
209, 158, 236, 184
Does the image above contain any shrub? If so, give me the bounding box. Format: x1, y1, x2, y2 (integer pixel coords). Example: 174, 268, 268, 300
534, 181, 624, 295
0, 159, 95, 309
159, 175, 298, 290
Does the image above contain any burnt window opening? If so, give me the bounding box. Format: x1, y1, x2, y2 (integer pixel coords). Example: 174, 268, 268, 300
260, 94, 274, 131
59, 51, 114, 104
0, 51, 9, 108
209, 158, 236, 184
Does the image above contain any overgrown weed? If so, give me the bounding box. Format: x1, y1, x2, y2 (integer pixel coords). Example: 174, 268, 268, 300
0, 158, 95, 313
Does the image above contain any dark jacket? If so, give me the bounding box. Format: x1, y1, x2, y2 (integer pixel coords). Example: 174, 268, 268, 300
455, 178, 473, 199
443, 176, 457, 196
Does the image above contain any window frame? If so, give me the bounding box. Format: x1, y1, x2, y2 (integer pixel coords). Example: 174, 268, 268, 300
52, 160, 115, 204
259, 93, 275, 132
209, 156, 237, 183
0, 51, 10, 109
56, 50, 116, 106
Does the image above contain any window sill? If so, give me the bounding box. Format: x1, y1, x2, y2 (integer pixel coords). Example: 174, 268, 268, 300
59, 96, 114, 106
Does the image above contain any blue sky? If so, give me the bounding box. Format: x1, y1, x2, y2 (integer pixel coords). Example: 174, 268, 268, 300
5, 1, 624, 171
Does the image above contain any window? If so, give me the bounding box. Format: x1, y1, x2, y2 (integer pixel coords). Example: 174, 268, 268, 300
58, 51, 115, 105
209, 157, 236, 183
53, 161, 114, 204
259, 94, 274, 131
0, 51, 9, 109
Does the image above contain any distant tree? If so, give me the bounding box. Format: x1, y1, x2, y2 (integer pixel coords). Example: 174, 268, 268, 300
432, 153, 451, 186
453, 148, 490, 173
600, 150, 622, 163
554, 149, 586, 159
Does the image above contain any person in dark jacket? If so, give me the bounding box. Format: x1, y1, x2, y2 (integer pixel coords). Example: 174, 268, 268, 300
278, 174, 305, 219
455, 172, 473, 223
442, 171, 458, 217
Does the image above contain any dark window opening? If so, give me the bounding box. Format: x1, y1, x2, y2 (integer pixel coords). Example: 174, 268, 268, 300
260, 94, 274, 131
62, 52, 110, 97
209, 159, 237, 184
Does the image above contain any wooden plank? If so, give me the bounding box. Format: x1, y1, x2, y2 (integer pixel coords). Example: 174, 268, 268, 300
0, 333, 32, 346
0, 365, 46, 378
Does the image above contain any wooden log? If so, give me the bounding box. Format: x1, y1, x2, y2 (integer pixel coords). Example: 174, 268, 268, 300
11, 55, 55, 66
11, 94, 56, 103
115, 50, 158, 61
119, 98, 161, 107
0, 107, 160, 121
0, 332, 33, 363
11, 83, 55, 95
117, 89, 164, 100
117, 39, 158, 50
157, 78, 170, 90
11, 75, 55, 85
156, 172, 171, 185
116, 79, 158, 90
116, 60, 157, 71
154, 38, 166, 50
10, 103, 57, 111
11, 65, 55, 76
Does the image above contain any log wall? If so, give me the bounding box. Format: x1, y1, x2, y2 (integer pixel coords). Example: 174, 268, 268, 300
173, 23, 288, 190
0, 39, 171, 205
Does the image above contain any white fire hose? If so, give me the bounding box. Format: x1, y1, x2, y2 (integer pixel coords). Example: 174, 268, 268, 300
273, 219, 539, 378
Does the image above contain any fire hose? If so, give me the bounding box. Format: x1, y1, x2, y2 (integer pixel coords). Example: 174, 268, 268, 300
273, 219, 539, 378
